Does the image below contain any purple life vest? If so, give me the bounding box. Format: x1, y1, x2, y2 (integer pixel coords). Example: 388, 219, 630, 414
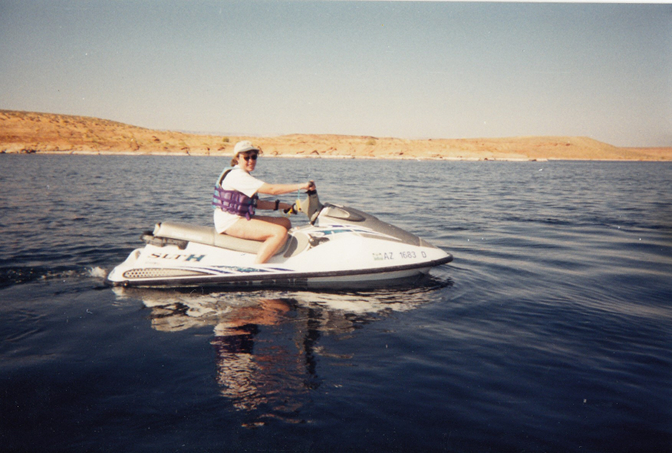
212, 168, 259, 220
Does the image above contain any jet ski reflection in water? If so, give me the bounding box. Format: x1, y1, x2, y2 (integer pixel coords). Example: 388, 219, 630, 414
106, 183, 452, 290
112, 285, 449, 421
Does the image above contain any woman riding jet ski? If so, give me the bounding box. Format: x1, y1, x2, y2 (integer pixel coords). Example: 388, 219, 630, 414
212, 140, 315, 264
106, 141, 452, 289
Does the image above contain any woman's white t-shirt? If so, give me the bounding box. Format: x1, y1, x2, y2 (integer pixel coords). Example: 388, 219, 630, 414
213, 167, 265, 233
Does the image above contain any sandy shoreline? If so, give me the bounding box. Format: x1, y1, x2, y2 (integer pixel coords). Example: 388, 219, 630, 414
2, 110, 670, 161
15, 150, 552, 162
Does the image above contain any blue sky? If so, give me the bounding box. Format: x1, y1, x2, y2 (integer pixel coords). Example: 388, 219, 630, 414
1, 1, 670, 147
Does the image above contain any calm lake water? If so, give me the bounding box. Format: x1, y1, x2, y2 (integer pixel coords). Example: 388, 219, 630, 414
1, 155, 671, 452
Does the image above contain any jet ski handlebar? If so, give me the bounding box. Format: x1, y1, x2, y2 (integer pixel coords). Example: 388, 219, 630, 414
283, 186, 323, 225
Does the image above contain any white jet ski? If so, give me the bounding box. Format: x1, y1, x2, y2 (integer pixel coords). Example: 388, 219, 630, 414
106, 189, 452, 289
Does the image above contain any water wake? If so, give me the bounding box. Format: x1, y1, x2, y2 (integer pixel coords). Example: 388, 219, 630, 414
0, 266, 109, 288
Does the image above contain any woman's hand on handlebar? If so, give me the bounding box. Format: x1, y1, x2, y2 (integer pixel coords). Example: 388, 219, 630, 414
283, 203, 299, 215
303, 180, 316, 191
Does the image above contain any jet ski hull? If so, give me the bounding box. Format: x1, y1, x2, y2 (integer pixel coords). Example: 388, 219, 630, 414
106, 198, 452, 289
107, 248, 451, 289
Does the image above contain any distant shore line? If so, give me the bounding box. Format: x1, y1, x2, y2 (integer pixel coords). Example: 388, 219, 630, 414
2, 110, 671, 161
6, 148, 669, 162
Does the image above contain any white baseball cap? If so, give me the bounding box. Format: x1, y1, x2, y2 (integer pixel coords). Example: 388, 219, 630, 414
233, 140, 260, 156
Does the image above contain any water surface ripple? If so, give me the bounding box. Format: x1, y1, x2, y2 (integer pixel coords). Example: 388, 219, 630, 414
1, 155, 670, 452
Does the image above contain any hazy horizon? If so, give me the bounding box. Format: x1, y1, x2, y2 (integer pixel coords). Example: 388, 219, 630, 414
1, 1, 670, 147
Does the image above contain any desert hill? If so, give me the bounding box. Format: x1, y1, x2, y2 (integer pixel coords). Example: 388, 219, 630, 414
1, 110, 669, 161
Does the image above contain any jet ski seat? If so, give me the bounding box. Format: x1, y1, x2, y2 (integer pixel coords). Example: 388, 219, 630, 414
147, 221, 309, 258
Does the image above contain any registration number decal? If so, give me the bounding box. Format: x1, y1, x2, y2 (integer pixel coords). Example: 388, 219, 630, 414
372, 252, 395, 261
373, 251, 428, 261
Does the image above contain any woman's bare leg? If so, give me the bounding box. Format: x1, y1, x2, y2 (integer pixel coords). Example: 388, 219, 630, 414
224, 216, 291, 264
